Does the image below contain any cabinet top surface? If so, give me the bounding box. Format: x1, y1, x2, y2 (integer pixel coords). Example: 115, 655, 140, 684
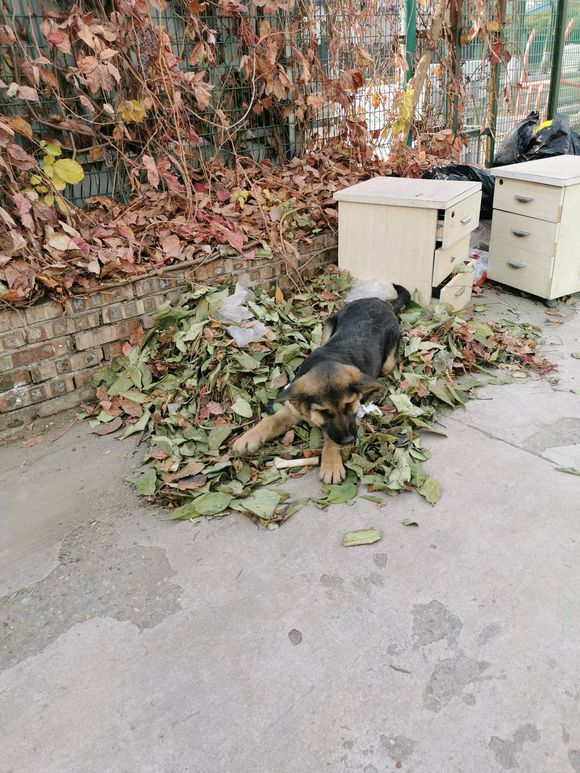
333, 176, 481, 209
490, 155, 580, 186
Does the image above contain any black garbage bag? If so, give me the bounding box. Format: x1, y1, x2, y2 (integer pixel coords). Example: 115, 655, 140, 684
526, 113, 579, 159
422, 164, 495, 220
493, 111, 580, 165
493, 111, 540, 166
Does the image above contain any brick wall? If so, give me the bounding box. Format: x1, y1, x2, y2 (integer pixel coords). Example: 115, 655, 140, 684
0, 232, 337, 434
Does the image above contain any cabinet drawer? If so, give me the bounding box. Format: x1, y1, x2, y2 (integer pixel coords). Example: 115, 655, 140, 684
433, 235, 471, 287
436, 192, 481, 247
438, 269, 473, 310
488, 246, 553, 298
494, 177, 563, 222
490, 210, 558, 257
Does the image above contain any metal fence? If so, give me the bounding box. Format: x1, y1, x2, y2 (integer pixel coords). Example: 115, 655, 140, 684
1, 0, 578, 203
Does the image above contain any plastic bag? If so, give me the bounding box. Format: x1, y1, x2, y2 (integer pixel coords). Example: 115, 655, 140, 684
422, 164, 495, 219
494, 111, 580, 166
345, 280, 396, 303
226, 321, 269, 346
214, 283, 254, 324
215, 282, 269, 344
525, 114, 579, 160
468, 248, 488, 286
493, 111, 540, 166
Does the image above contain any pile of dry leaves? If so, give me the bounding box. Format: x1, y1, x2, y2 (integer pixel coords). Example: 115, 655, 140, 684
0, 137, 465, 305
86, 272, 553, 528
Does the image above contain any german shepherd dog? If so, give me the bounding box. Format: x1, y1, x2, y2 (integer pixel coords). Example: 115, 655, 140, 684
232, 285, 410, 484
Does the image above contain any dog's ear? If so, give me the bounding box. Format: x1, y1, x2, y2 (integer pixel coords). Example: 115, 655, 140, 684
356, 375, 385, 398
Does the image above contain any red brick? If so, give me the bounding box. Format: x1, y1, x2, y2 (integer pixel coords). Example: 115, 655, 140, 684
24, 300, 64, 325
103, 341, 124, 359
35, 348, 104, 381
74, 319, 142, 351
0, 375, 77, 413
92, 285, 135, 307
29, 361, 59, 384
0, 329, 27, 351
193, 264, 216, 282
73, 366, 102, 389
0, 369, 31, 392
133, 274, 187, 298
0, 385, 95, 434
12, 338, 73, 368
0, 354, 13, 374
136, 294, 166, 316
65, 295, 91, 314
101, 300, 138, 324
0, 308, 26, 334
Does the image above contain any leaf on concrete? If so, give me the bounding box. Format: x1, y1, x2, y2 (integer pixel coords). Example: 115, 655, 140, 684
135, 468, 157, 496
342, 528, 383, 547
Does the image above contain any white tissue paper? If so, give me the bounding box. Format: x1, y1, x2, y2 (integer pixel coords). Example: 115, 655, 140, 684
356, 402, 383, 419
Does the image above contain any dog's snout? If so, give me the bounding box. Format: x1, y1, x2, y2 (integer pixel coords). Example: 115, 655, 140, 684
340, 435, 355, 446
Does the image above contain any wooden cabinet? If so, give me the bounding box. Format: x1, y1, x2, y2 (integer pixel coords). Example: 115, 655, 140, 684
489, 156, 580, 300
334, 177, 482, 309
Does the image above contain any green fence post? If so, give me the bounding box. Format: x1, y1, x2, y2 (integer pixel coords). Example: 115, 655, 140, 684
547, 0, 569, 118
402, 0, 416, 146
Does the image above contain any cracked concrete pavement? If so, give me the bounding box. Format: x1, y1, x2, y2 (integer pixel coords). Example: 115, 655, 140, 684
1, 287, 579, 772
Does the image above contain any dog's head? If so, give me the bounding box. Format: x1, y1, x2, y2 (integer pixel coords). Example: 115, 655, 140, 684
277, 363, 383, 446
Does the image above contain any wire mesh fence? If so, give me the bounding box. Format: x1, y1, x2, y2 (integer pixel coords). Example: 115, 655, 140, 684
1, 0, 579, 205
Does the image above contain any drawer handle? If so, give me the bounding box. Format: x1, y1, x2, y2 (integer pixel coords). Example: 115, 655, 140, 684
455, 286, 466, 297
507, 261, 526, 270
515, 195, 534, 203
460, 216, 472, 225
511, 229, 530, 237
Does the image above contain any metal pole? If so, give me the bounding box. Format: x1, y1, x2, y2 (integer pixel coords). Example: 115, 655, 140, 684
486, 0, 506, 166
403, 0, 416, 86
402, 0, 416, 146
547, 0, 569, 118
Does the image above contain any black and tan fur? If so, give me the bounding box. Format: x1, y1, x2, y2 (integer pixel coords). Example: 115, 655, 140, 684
232, 284, 410, 484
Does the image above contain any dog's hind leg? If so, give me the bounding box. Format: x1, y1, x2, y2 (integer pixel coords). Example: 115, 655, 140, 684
320, 315, 337, 346
319, 436, 346, 484
232, 404, 296, 455
381, 347, 398, 376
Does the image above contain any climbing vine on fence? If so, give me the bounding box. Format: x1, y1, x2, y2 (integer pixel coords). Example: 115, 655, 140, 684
0, 0, 502, 304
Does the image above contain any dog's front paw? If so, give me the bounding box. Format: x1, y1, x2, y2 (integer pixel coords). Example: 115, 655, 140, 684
232, 429, 263, 456
319, 457, 346, 485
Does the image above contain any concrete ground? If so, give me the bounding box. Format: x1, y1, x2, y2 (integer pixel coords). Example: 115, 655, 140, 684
1, 286, 579, 773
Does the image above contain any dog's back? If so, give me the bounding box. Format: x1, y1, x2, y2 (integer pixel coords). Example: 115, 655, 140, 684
298, 285, 410, 379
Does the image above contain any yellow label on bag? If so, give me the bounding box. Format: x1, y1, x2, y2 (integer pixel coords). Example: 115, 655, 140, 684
533, 119, 553, 134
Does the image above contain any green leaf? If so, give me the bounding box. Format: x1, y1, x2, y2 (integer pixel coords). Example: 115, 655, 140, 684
316, 481, 357, 506
390, 393, 423, 417
135, 468, 157, 496
232, 489, 281, 519
418, 476, 440, 505
45, 143, 62, 157
232, 397, 253, 418
555, 466, 580, 476
468, 321, 493, 338
572, 353, 580, 359
342, 528, 383, 547
208, 424, 232, 451
52, 158, 84, 185
171, 492, 233, 519
401, 518, 419, 527
233, 352, 259, 371
427, 379, 456, 407
275, 343, 301, 364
